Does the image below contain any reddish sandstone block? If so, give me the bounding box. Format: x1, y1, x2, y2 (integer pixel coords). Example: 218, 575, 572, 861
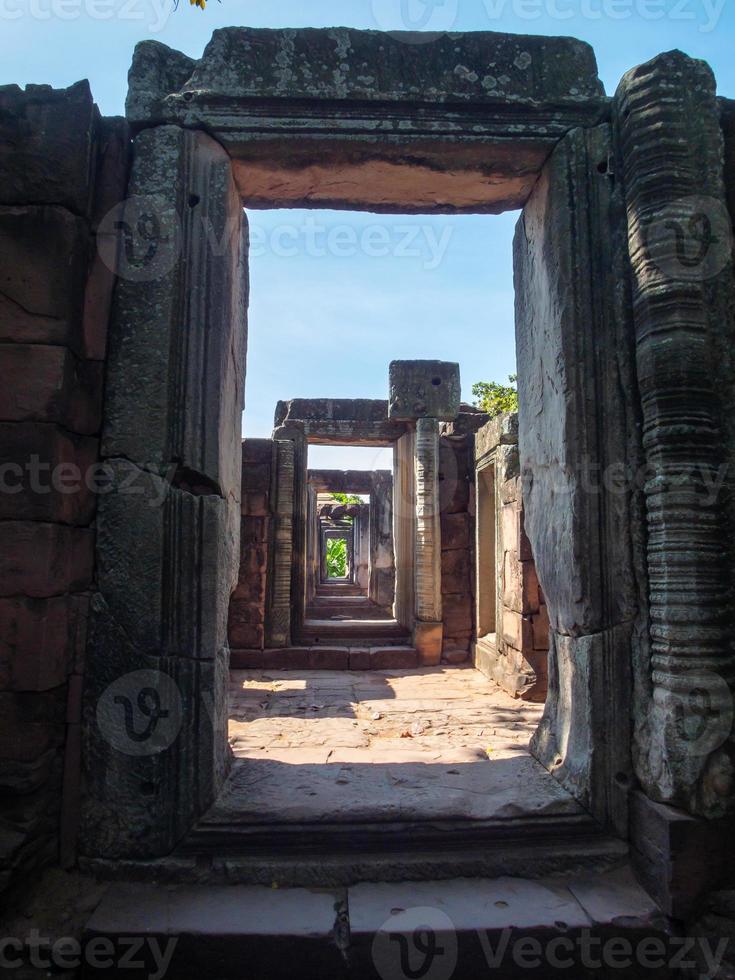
502, 552, 541, 615
0, 523, 95, 598
442, 646, 470, 664
0, 206, 89, 353
0, 595, 75, 691
501, 608, 534, 652
532, 604, 550, 651
348, 648, 371, 670
439, 439, 474, 514
0, 345, 102, 434
241, 517, 269, 547
0, 81, 97, 215
440, 512, 471, 550
0, 687, 67, 794
442, 594, 472, 635
370, 646, 418, 669
500, 477, 519, 505
242, 461, 271, 494
243, 492, 269, 517
242, 439, 273, 465
82, 250, 115, 363
228, 598, 263, 626
441, 548, 471, 595
232, 566, 266, 605
0, 423, 99, 525
229, 623, 264, 650
309, 647, 349, 669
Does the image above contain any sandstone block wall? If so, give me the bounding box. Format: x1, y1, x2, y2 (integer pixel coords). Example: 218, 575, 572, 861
228, 439, 274, 653
473, 414, 548, 700
439, 409, 489, 657
0, 82, 127, 890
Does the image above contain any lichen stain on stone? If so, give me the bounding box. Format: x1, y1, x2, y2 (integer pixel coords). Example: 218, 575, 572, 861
514, 51, 532, 71
454, 65, 479, 83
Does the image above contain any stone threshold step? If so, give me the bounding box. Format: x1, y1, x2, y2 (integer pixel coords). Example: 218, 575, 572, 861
82, 867, 670, 979
82, 833, 629, 890
230, 646, 418, 670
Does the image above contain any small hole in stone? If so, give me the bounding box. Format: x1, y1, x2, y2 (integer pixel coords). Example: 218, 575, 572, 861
431, 377, 442, 386
140, 781, 156, 796
555, 921, 568, 930
615, 771, 630, 786
189, 194, 201, 208
495, 901, 509, 908
597, 160, 608, 174
183, 91, 194, 102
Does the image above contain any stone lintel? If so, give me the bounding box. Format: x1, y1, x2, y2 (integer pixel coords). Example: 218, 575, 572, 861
126, 31, 608, 213
274, 399, 407, 445
308, 470, 392, 494
275, 398, 390, 426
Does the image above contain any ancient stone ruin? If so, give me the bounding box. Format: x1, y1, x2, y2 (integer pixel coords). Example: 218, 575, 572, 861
1, 24, 735, 977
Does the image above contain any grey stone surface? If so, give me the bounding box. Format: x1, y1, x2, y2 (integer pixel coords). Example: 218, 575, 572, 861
81, 124, 246, 860
389, 360, 461, 421
86, 881, 341, 936
514, 123, 643, 833
219, 667, 575, 825
531, 625, 632, 824
616, 51, 735, 820
157, 28, 604, 107
126, 30, 607, 214
84, 882, 346, 979
81, 596, 229, 859
94, 460, 235, 658
349, 875, 590, 933
102, 124, 247, 503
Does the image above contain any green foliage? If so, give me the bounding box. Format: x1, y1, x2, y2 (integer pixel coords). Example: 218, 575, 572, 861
472, 375, 518, 419
330, 492, 363, 506
326, 537, 348, 578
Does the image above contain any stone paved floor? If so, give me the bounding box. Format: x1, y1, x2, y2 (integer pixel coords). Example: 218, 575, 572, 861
229, 666, 542, 761
217, 667, 580, 824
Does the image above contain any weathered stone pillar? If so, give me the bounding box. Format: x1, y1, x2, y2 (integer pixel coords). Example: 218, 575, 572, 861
616, 52, 735, 819
389, 360, 461, 663
413, 417, 443, 663
81, 125, 247, 858
369, 472, 395, 609
265, 438, 295, 648
355, 504, 370, 592
393, 431, 416, 632
515, 122, 642, 834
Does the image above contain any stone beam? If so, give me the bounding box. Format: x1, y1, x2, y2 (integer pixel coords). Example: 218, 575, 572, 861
307, 470, 392, 494
275, 398, 407, 445
126, 29, 607, 214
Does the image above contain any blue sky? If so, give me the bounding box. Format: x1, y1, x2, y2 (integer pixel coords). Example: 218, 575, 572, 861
4, 0, 733, 468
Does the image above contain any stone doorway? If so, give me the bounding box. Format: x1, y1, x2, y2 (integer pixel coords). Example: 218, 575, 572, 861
80, 27, 673, 867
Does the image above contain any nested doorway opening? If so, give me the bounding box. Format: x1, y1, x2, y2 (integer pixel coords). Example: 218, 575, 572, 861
218, 207, 561, 832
